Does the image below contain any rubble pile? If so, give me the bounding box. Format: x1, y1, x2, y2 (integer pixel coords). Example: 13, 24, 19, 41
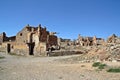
106, 43, 120, 61
76, 34, 120, 62
58, 44, 120, 63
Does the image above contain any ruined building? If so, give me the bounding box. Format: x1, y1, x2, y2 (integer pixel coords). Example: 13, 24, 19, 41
0, 24, 58, 56
76, 34, 104, 46
107, 34, 120, 43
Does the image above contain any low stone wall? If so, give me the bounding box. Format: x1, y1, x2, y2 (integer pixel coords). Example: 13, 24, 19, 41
49, 50, 84, 56
34, 50, 47, 56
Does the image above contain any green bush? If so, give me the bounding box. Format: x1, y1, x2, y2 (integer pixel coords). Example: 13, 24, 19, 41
92, 62, 101, 67
98, 64, 106, 69
107, 68, 120, 73
92, 62, 107, 70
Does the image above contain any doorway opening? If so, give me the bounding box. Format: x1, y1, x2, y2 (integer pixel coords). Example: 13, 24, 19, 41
28, 43, 35, 55
7, 44, 11, 53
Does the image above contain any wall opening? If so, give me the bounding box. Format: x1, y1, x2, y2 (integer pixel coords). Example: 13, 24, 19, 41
7, 44, 11, 53
20, 33, 22, 36
28, 43, 35, 55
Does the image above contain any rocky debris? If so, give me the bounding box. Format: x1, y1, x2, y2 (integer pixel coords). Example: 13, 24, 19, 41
87, 44, 120, 62
50, 34, 120, 63
107, 34, 120, 43
106, 43, 120, 61
57, 42, 120, 63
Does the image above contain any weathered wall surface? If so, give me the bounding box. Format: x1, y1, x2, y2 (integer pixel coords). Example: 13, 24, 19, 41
40, 28, 48, 42
11, 43, 29, 56
16, 27, 30, 44
34, 42, 47, 56
48, 35, 58, 46
0, 43, 6, 52
0, 32, 7, 44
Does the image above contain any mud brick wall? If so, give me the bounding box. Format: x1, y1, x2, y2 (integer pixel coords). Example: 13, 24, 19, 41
34, 42, 47, 56
0, 42, 8, 52
16, 27, 30, 44
40, 28, 48, 42
11, 43, 29, 56
48, 35, 58, 46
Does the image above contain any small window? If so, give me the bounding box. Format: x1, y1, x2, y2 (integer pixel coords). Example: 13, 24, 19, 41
20, 33, 22, 36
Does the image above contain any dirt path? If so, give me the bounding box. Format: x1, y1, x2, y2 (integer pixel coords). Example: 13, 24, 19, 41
0, 52, 120, 80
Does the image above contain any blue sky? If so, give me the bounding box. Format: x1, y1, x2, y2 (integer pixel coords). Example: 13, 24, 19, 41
0, 0, 120, 40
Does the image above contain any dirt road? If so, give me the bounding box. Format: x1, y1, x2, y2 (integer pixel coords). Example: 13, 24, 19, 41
0, 52, 120, 80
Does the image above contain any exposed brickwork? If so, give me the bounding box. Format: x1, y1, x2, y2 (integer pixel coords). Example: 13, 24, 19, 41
48, 35, 57, 46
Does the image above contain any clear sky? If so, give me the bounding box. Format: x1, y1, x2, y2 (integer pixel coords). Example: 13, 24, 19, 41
0, 0, 120, 40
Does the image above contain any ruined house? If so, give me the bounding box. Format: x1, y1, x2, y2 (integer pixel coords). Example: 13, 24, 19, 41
57, 38, 70, 47
0, 24, 58, 56
77, 34, 104, 46
107, 34, 120, 43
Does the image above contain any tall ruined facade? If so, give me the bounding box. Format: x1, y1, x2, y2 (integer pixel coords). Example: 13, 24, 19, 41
0, 24, 58, 56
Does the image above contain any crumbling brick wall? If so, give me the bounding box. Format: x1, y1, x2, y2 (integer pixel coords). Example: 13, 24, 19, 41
48, 35, 58, 46
40, 28, 48, 42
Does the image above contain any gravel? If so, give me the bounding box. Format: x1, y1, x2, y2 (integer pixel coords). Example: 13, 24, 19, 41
0, 52, 120, 80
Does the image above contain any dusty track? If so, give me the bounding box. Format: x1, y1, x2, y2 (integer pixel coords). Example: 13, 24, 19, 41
0, 52, 120, 80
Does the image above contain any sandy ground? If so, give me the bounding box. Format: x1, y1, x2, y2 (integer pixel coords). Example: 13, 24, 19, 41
0, 52, 120, 80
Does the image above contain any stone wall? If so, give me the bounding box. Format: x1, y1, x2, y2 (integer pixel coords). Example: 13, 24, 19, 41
0, 32, 7, 44
11, 43, 29, 56
16, 27, 30, 44
0, 43, 6, 52
34, 42, 47, 56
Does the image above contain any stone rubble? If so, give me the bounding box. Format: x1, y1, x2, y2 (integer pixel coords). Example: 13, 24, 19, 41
56, 34, 120, 63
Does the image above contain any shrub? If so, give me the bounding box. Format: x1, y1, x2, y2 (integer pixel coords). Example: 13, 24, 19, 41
92, 62, 107, 70
107, 68, 120, 73
92, 62, 101, 67
98, 64, 106, 69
